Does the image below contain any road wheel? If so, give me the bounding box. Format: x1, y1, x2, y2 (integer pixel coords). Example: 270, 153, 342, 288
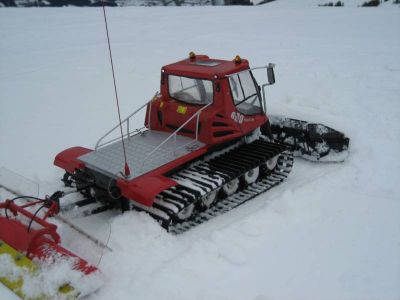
202, 189, 219, 208
221, 178, 239, 197
265, 155, 279, 171
242, 167, 260, 185
177, 203, 195, 220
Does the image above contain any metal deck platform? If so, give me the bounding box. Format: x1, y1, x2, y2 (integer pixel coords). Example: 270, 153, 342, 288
78, 130, 204, 180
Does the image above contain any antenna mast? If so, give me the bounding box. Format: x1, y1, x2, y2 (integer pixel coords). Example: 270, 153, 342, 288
101, 2, 131, 177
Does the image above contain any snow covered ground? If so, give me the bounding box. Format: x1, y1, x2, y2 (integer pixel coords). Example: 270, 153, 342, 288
1, 1, 400, 299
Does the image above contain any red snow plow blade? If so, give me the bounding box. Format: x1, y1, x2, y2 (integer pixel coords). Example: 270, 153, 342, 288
0, 198, 98, 299
0, 199, 97, 274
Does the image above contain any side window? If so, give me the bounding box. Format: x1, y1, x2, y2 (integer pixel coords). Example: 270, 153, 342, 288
229, 71, 262, 115
168, 75, 213, 105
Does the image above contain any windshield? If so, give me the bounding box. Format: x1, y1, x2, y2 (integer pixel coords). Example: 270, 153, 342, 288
229, 70, 262, 115
168, 75, 213, 105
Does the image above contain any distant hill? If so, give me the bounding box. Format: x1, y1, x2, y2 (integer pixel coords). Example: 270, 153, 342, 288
0, 0, 252, 7
0, 0, 398, 7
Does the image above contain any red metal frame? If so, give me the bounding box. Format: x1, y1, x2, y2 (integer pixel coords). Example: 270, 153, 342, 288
54, 146, 92, 174
0, 200, 97, 275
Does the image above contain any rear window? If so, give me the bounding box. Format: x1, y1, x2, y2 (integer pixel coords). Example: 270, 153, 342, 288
168, 75, 213, 105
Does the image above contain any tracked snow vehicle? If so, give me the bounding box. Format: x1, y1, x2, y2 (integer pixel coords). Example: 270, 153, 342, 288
53, 53, 349, 233
0, 54, 349, 298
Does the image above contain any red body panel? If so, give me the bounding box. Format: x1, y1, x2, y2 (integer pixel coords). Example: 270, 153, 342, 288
117, 175, 177, 206
54, 146, 92, 174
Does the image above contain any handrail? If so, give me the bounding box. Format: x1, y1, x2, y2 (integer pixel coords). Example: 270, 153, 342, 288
96, 126, 147, 149
95, 92, 159, 150
140, 102, 212, 170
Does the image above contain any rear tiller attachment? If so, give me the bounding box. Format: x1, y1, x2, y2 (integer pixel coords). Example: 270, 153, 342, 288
269, 115, 350, 162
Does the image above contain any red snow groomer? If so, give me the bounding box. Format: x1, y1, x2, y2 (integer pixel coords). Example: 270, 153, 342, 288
53, 53, 349, 233
0, 53, 349, 297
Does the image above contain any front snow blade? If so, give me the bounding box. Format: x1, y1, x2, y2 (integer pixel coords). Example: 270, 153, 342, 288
0, 240, 77, 300
269, 115, 350, 162
0, 198, 100, 299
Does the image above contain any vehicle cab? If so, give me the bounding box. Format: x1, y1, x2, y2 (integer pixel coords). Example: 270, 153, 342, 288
145, 53, 272, 146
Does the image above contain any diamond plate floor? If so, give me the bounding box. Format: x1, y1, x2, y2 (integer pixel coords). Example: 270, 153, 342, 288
79, 130, 204, 180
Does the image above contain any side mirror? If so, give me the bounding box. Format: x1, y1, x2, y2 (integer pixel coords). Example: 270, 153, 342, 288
267, 63, 275, 85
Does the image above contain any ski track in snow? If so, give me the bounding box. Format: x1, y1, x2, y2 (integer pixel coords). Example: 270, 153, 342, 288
1, 1, 400, 299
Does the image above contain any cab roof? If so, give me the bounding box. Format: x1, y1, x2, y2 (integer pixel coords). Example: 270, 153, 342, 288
162, 55, 250, 80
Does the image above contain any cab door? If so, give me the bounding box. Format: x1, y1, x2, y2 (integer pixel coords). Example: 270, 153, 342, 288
227, 70, 267, 134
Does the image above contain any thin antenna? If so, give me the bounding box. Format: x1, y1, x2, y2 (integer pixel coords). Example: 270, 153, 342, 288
101, 2, 131, 177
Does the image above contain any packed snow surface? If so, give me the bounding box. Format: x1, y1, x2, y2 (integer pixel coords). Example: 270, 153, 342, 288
1, 1, 399, 299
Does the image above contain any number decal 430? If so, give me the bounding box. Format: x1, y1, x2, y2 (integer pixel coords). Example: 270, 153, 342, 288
231, 112, 244, 124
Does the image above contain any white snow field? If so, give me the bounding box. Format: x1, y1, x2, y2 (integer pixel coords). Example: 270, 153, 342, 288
1, 1, 400, 299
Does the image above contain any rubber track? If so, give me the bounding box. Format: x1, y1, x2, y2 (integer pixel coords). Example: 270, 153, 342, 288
169, 150, 293, 234
138, 139, 294, 234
